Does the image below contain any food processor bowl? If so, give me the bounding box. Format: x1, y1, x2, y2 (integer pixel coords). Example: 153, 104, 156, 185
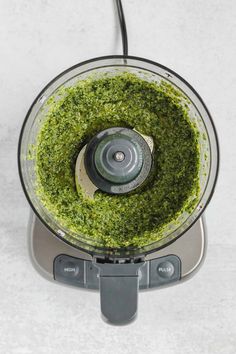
18, 56, 219, 258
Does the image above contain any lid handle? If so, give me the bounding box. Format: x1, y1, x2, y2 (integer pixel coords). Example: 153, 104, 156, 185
95, 262, 145, 325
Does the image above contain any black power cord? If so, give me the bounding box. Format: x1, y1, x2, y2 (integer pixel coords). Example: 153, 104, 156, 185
115, 0, 128, 56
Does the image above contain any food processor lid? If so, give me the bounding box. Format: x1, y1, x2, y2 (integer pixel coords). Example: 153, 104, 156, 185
18, 55, 219, 259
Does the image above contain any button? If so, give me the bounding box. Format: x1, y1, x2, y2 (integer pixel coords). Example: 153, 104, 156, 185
61, 261, 79, 278
54, 255, 85, 286
150, 255, 181, 288
157, 261, 175, 278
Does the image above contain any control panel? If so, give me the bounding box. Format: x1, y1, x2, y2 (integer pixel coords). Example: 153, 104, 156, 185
54, 254, 181, 290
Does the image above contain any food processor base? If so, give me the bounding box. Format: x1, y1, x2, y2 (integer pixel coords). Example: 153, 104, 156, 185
28, 212, 206, 290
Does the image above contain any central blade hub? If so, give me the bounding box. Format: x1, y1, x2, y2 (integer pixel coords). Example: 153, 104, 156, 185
94, 132, 144, 184
75, 127, 153, 197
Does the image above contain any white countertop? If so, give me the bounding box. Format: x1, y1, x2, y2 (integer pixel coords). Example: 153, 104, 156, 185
0, 1, 235, 353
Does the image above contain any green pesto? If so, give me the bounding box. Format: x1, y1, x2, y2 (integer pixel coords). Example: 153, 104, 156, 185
34, 73, 200, 249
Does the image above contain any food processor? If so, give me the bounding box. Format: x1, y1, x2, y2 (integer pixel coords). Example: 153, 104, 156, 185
18, 1, 219, 325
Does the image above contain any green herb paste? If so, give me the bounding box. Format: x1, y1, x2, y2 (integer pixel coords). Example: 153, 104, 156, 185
35, 73, 200, 249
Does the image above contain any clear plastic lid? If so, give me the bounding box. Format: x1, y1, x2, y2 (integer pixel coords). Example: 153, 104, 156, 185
18, 56, 219, 257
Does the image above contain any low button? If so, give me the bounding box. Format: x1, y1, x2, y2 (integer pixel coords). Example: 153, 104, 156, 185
61, 261, 79, 278
157, 261, 175, 279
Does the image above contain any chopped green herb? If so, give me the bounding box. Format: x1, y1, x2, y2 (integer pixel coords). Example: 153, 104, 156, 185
34, 73, 200, 249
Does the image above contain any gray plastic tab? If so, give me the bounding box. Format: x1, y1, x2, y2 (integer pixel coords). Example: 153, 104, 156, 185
86, 259, 149, 290
95, 262, 145, 325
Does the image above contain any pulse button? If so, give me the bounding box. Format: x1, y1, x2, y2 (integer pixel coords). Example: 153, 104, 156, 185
157, 261, 175, 279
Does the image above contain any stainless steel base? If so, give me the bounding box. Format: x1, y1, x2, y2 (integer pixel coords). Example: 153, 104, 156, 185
28, 212, 206, 284
28, 213, 206, 324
